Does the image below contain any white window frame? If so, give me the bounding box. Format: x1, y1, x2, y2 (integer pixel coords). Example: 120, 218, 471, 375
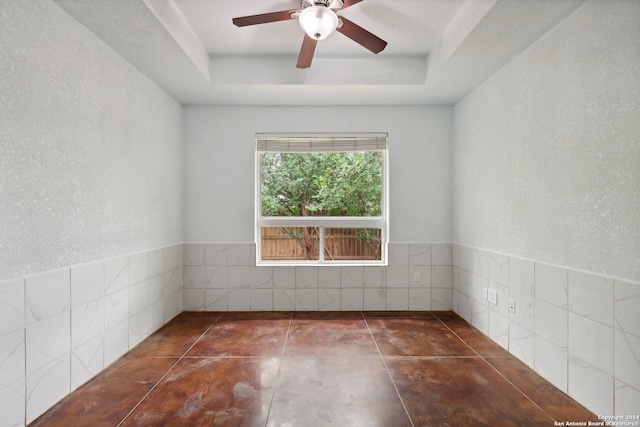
255, 133, 389, 266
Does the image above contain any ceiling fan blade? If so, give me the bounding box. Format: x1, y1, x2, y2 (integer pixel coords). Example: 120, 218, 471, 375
297, 34, 317, 68
232, 10, 299, 27
338, 0, 365, 9
336, 16, 387, 54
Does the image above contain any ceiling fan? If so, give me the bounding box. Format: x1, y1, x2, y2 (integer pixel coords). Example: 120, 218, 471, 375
232, 0, 387, 69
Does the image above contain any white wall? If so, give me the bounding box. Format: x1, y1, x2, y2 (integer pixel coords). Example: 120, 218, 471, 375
184, 105, 452, 244
0, 0, 184, 282
0, 1, 184, 424
452, 0, 640, 283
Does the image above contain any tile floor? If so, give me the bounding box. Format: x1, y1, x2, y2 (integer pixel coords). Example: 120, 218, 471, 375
31, 311, 597, 426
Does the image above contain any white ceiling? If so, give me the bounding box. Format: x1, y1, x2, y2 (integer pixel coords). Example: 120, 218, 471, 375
52, 0, 586, 106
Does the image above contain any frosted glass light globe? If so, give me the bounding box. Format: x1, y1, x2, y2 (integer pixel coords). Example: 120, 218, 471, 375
299, 5, 339, 40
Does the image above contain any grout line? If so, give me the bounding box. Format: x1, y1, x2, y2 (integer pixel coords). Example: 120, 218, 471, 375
363, 318, 415, 427
116, 315, 221, 426
263, 311, 294, 427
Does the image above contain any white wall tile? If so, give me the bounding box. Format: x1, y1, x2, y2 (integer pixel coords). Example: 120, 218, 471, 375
0, 329, 25, 389
26, 355, 70, 424
104, 256, 130, 295
432, 266, 452, 287
409, 266, 431, 288
489, 281, 509, 317
148, 302, 165, 334
470, 300, 488, 334
568, 270, 613, 326
364, 288, 386, 310
296, 289, 318, 311
509, 323, 534, 367
184, 266, 205, 289
104, 289, 129, 330
71, 298, 105, 348
26, 311, 70, 374
70, 262, 104, 307
227, 289, 251, 311
488, 311, 509, 349
535, 336, 568, 393
471, 248, 489, 278
409, 243, 431, 266
457, 292, 472, 323
164, 292, 181, 322
251, 267, 273, 289
319, 267, 341, 288
432, 244, 452, 266
129, 280, 149, 316
341, 289, 363, 310
386, 288, 409, 311
488, 252, 509, 285
205, 244, 227, 266
273, 289, 295, 311
457, 245, 472, 272
615, 330, 640, 391
568, 356, 614, 416
129, 310, 150, 349
319, 288, 341, 311
184, 244, 206, 266
184, 289, 206, 311
0, 378, 25, 427
615, 380, 640, 415
409, 288, 431, 310
251, 289, 273, 311
227, 243, 251, 266
535, 263, 567, 308
205, 266, 227, 289
129, 252, 149, 285
163, 267, 183, 296
615, 280, 640, 338
71, 334, 103, 390
388, 243, 408, 266
341, 267, 363, 288
509, 258, 534, 296
273, 267, 295, 289
148, 249, 163, 278
569, 313, 613, 375
432, 288, 453, 311
535, 299, 567, 348
508, 289, 535, 332
148, 275, 164, 305
104, 321, 129, 366
295, 267, 318, 289
25, 269, 70, 325
205, 289, 228, 311
163, 245, 181, 272
0, 279, 24, 337
227, 267, 251, 289
386, 266, 408, 288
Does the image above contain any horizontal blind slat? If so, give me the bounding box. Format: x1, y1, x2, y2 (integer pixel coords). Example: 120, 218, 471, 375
256, 134, 387, 152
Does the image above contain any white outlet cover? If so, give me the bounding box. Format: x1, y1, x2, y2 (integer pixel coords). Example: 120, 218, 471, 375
488, 289, 498, 305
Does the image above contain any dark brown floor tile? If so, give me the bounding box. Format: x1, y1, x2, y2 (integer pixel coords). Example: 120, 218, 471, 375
122, 357, 278, 427
387, 357, 554, 427
363, 311, 435, 318
30, 357, 176, 427
485, 356, 598, 422
268, 356, 412, 427
187, 318, 289, 357
286, 319, 379, 356
439, 316, 512, 356
293, 311, 363, 319
431, 310, 458, 318
219, 311, 292, 320
368, 318, 477, 356
128, 317, 215, 357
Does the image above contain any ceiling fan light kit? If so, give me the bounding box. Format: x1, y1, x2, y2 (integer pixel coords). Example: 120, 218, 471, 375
232, 0, 386, 69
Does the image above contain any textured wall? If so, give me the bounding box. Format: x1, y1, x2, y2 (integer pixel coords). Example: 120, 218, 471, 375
452, 0, 640, 282
0, 0, 184, 280
184, 106, 452, 244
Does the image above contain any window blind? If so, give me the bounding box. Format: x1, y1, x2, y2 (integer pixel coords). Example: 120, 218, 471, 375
256, 134, 387, 152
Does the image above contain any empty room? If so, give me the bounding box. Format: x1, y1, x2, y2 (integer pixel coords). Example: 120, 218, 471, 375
1, 0, 639, 425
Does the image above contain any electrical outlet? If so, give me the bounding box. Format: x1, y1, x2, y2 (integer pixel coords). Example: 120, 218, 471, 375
413, 272, 420, 282
488, 289, 498, 305
509, 299, 516, 314
482, 287, 488, 299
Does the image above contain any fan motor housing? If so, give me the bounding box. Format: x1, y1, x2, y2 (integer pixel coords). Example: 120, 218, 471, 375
302, 0, 343, 9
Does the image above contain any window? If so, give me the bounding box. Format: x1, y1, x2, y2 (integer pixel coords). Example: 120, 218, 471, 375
255, 134, 388, 265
